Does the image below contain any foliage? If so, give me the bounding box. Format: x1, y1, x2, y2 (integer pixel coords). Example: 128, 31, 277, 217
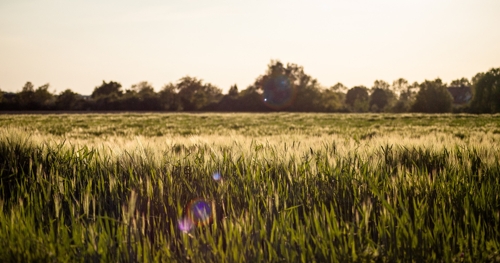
176, 76, 223, 111
412, 79, 454, 113
470, 68, 500, 113
346, 86, 369, 112
91, 81, 123, 99
0, 61, 497, 113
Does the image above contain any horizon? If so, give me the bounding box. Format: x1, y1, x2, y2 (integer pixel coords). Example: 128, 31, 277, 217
1, 0, 499, 95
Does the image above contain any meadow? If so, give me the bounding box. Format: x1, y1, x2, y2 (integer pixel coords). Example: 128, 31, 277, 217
1, 113, 499, 262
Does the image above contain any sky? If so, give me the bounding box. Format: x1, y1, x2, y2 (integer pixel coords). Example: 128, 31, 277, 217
1, 0, 499, 95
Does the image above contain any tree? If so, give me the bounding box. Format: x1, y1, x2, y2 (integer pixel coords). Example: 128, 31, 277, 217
450, 77, 471, 87
91, 81, 123, 99
372, 80, 390, 90
56, 89, 82, 110
411, 79, 453, 113
18, 82, 35, 109
369, 88, 389, 112
392, 78, 409, 97
322, 87, 346, 112
393, 81, 418, 113
228, 84, 239, 97
159, 83, 181, 111
90, 81, 123, 110
369, 80, 395, 112
331, 82, 348, 93
176, 76, 222, 111
346, 86, 369, 112
254, 60, 323, 111
470, 68, 500, 113
131, 81, 155, 97
33, 83, 55, 110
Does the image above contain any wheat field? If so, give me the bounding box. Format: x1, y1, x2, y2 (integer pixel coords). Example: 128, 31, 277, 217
1, 113, 499, 262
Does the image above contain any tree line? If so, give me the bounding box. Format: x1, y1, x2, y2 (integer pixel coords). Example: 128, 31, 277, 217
1, 61, 499, 113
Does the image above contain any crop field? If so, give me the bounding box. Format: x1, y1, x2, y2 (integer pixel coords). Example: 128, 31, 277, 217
1, 113, 500, 262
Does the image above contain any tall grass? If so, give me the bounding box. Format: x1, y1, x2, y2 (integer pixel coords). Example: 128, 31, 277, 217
0, 113, 499, 262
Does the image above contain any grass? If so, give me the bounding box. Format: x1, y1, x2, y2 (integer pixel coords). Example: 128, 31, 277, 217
0, 113, 499, 262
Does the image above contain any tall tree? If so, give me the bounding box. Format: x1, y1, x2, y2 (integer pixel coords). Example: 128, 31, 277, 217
369, 88, 389, 112
125, 81, 161, 111
470, 68, 500, 113
159, 83, 180, 111
393, 81, 418, 113
33, 83, 55, 110
346, 86, 369, 112
331, 82, 348, 93
372, 80, 390, 90
228, 84, 239, 97
91, 81, 123, 110
176, 76, 222, 111
411, 79, 453, 113
254, 60, 323, 111
56, 89, 82, 110
370, 80, 395, 112
322, 87, 346, 112
91, 81, 123, 99
392, 78, 409, 97
18, 82, 35, 109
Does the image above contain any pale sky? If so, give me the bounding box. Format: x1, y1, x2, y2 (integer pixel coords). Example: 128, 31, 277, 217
1, 0, 499, 95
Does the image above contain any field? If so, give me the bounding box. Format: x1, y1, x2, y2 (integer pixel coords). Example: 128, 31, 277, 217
1, 113, 500, 262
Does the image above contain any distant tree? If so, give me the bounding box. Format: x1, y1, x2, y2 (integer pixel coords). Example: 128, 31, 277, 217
411, 79, 453, 113
369, 88, 389, 112
33, 83, 55, 110
91, 81, 123, 110
159, 83, 180, 111
392, 81, 418, 113
228, 84, 239, 97
176, 76, 222, 111
372, 80, 390, 90
131, 81, 154, 96
91, 81, 123, 99
450, 77, 471, 87
331, 82, 348, 93
322, 87, 346, 112
369, 80, 395, 112
346, 86, 369, 112
18, 82, 35, 109
56, 89, 82, 110
470, 68, 500, 113
235, 85, 269, 111
254, 60, 323, 111
392, 78, 409, 97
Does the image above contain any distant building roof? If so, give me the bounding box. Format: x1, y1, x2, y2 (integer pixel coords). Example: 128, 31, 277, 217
447, 86, 472, 105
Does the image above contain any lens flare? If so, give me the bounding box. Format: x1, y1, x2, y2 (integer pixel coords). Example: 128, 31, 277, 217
178, 216, 194, 233
262, 74, 296, 110
186, 198, 213, 227
212, 171, 221, 181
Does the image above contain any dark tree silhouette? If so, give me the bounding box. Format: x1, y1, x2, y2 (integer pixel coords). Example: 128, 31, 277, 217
56, 89, 83, 110
176, 76, 222, 111
228, 84, 239, 97
346, 86, 369, 112
252, 60, 324, 111
91, 81, 123, 99
470, 68, 500, 113
159, 83, 181, 111
450, 77, 471, 87
411, 79, 453, 113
